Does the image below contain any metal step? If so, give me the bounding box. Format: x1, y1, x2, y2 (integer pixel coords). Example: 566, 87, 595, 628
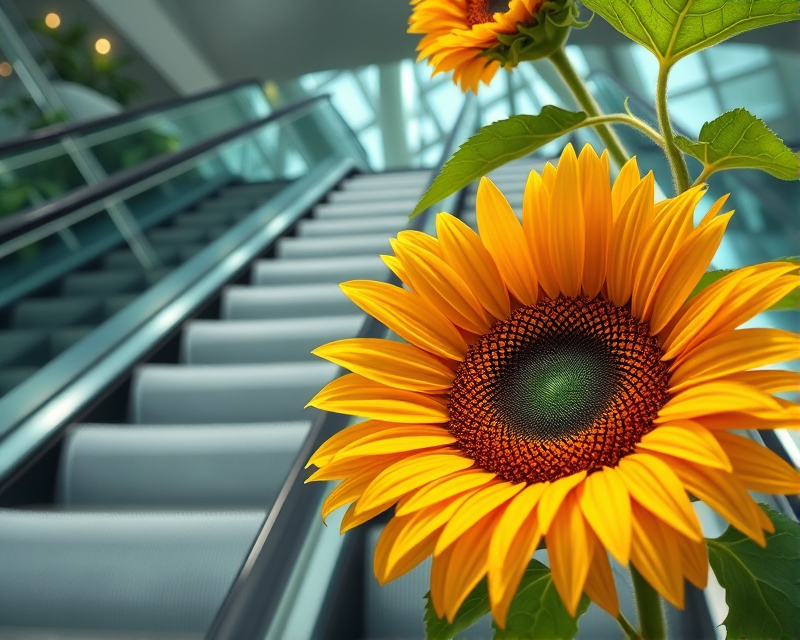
277, 233, 392, 259
296, 215, 407, 238
251, 255, 387, 285
221, 284, 355, 320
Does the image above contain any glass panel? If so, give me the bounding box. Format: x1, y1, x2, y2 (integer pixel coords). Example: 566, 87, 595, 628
0, 83, 271, 219
0, 98, 353, 399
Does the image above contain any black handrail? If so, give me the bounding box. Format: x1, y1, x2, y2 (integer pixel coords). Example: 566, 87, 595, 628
205, 93, 478, 640
0, 94, 329, 245
0, 78, 263, 155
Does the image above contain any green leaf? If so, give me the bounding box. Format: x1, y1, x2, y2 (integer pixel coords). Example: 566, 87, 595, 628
690, 257, 799, 310
412, 107, 587, 216
580, 0, 800, 65
707, 504, 800, 640
424, 579, 490, 640
675, 110, 800, 181
494, 560, 589, 640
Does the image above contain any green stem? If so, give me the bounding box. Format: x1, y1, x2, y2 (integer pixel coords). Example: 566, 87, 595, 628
616, 612, 643, 640
655, 64, 691, 194
631, 566, 666, 640
690, 163, 717, 188
548, 46, 629, 169
582, 114, 664, 148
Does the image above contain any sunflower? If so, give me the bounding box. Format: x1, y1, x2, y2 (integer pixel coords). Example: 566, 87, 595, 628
409, 0, 546, 92
306, 143, 800, 627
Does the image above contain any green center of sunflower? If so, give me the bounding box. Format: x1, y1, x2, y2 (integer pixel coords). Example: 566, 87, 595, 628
467, 0, 511, 26
448, 296, 670, 484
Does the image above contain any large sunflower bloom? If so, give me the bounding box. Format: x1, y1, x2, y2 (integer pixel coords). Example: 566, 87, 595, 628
409, 0, 545, 92
306, 144, 800, 627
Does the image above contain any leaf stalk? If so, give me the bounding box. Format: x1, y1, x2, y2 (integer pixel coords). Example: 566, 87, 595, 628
616, 611, 643, 640
547, 46, 629, 169
655, 64, 691, 194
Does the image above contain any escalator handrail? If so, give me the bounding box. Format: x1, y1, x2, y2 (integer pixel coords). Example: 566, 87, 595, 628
205, 93, 480, 640
0, 78, 264, 155
0, 94, 331, 245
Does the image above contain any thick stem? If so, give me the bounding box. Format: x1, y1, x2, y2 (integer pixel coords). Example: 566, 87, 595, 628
548, 46, 629, 169
616, 612, 643, 640
631, 566, 666, 640
655, 64, 691, 195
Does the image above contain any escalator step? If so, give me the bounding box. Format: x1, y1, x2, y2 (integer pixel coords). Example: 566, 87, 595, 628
181, 315, 364, 364
251, 255, 387, 285
277, 234, 392, 259
50, 326, 95, 357
327, 187, 425, 204
221, 284, 355, 320
0, 509, 265, 633
12, 297, 104, 329
58, 423, 310, 508
147, 227, 210, 246
174, 210, 237, 227
0, 331, 49, 367
314, 200, 417, 219
339, 173, 429, 191
129, 362, 336, 423
104, 246, 181, 269
61, 270, 146, 296
195, 201, 250, 214
296, 216, 407, 238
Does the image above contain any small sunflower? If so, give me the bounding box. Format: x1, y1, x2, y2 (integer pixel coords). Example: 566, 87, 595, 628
409, 0, 546, 92
306, 144, 800, 627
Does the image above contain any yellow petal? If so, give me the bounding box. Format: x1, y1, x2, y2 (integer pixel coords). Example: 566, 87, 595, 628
663, 454, 766, 546
307, 373, 449, 423
308, 419, 398, 468
630, 502, 685, 608
476, 177, 538, 305
435, 481, 524, 554
611, 156, 640, 218
578, 145, 612, 299
669, 329, 800, 391
488, 484, 546, 628
332, 425, 456, 461
698, 411, 799, 431
381, 254, 411, 286
313, 338, 455, 393
307, 452, 407, 483
549, 144, 585, 297
632, 185, 705, 320
538, 471, 587, 533
393, 237, 491, 334
430, 542, 455, 619
721, 370, 800, 394
649, 212, 733, 334
340, 500, 390, 533
714, 431, 800, 495
637, 420, 732, 471
522, 169, 560, 299
436, 212, 511, 320
321, 461, 391, 523
656, 381, 785, 423
397, 469, 497, 515
388, 491, 479, 577
374, 514, 412, 583
578, 466, 632, 565
397, 229, 443, 257
606, 172, 655, 306
617, 453, 702, 541
583, 532, 620, 617
542, 161, 557, 193
443, 511, 496, 622
356, 451, 474, 515
341, 280, 467, 360
757, 503, 776, 534
678, 532, 709, 589
547, 492, 592, 617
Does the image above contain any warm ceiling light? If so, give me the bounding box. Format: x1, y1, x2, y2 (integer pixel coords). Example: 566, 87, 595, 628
95, 38, 111, 55
0, 62, 12, 77
45, 13, 61, 28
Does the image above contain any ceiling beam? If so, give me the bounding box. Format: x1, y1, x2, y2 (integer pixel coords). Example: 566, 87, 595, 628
86, 0, 222, 94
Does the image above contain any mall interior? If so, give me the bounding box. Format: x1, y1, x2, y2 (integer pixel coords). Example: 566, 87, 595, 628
0, 0, 797, 638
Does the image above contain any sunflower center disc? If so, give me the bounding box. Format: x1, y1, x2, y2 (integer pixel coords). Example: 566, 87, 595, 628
466, 0, 511, 26
448, 296, 671, 483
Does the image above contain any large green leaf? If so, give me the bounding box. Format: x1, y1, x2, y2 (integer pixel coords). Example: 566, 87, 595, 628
580, 0, 799, 65
424, 579, 490, 640
494, 560, 589, 640
707, 505, 800, 640
675, 110, 800, 181
690, 257, 799, 310
412, 107, 587, 216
